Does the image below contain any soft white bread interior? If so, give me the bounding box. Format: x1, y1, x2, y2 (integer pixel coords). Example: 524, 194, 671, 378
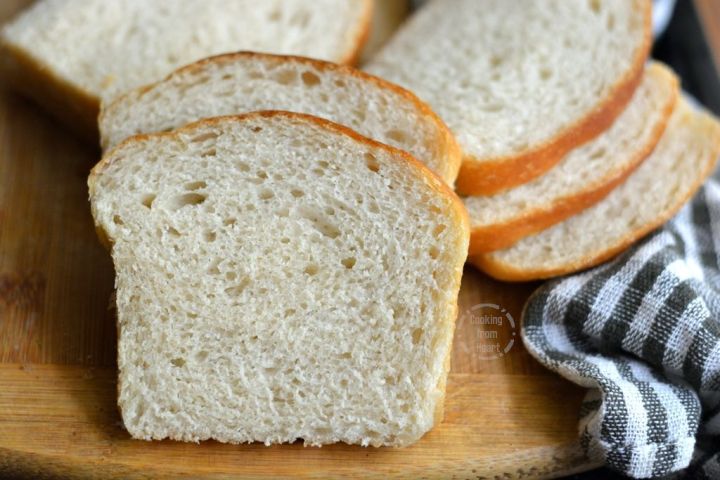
367, 0, 651, 195
471, 99, 720, 281
465, 62, 679, 254
88, 111, 469, 447
99, 52, 460, 184
0, 0, 372, 137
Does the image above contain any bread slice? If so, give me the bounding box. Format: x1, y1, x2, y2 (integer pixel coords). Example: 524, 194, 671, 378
99, 52, 460, 185
366, 0, 651, 195
465, 63, 679, 254
0, 0, 372, 139
88, 111, 469, 447
359, 0, 409, 65
470, 99, 720, 281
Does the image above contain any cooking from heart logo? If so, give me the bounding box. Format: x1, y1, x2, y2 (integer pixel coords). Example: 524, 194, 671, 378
458, 303, 517, 360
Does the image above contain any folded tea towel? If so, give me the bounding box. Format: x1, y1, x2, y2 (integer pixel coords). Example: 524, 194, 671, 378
522, 167, 720, 478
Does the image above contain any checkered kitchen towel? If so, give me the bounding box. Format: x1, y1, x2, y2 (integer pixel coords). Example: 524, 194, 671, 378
522, 173, 720, 478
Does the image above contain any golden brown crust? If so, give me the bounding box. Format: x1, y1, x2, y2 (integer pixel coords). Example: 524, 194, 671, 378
90, 109, 469, 438
470, 106, 720, 282
341, 0, 375, 66
0, 39, 100, 142
99, 50, 462, 184
455, 0, 653, 196
467, 66, 680, 255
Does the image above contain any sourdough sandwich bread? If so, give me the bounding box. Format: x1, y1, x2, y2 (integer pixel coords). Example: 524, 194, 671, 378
100, 52, 460, 184
0, 0, 372, 137
367, 0, 651, 195
465, 63, 679, 254
88, 111, 469, 446
471, 99, 720, 281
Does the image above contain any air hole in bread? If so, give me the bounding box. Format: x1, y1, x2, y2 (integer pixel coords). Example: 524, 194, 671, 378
386, 129, 409, 144
195, 351, 208, 361
352, 108, 367, 122
200, 148, 217, 157
203, 230, 216, 242
259, 189, 274, 200
280, 237, 290, 244
299, 207, 341, 239
540, 68, 552, 81
184, 180, 207, 191
589, 0, 601, 14
251, 126, 263, 133
225, 277, 250, 296
433, 224, 446, 237
170, 357, 186, 367
223, 217, 236, 226
189, 131, 218, 143
225, 271, 237, 281
169, 192, 206, 210
301, 71, 321, 87
341, 257, 356, 269
368, 201, 380, 214
412, 328, 424, 345
590, 147, 607, 159
167, 226, 181, 237
339, 352, 351, 359
207, 259, 221, 275
318, 92, 329, 103
291, 189, 305, 198
273, 69, 297, 85
112, 215, 124, 225
428, 246, 440, 259
365, 153, 380, 173
490, 55, 503, 68
304, 264, 319, 276
140, 194, 156, 209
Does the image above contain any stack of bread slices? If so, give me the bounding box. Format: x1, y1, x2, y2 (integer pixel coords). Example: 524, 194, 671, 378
1, 0, 470, 448
368, 0, 720, 281
2, 0, 720, 450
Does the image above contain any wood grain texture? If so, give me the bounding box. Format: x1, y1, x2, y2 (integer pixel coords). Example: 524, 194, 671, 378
0, 2, 597, 478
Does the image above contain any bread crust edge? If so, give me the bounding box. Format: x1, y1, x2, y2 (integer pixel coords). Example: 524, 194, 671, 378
469, 105, 720, 282
455, 0, 653, 196
467, 64, 680, 254
99, 50, 461, 185
0, 39, 100, 141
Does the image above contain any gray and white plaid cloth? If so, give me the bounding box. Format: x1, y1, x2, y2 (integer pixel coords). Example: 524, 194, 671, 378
522, 171, 720, 478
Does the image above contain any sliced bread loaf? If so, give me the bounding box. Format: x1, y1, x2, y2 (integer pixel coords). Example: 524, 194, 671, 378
88, 111, 469, 447
470, 99, 720, 281
367, 0, 651, 195
99, 52, 460, 184
465, 63, 679, 254
0, 0, 372, 138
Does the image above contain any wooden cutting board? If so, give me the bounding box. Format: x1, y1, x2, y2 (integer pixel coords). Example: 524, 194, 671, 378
0, 3, 598, 478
